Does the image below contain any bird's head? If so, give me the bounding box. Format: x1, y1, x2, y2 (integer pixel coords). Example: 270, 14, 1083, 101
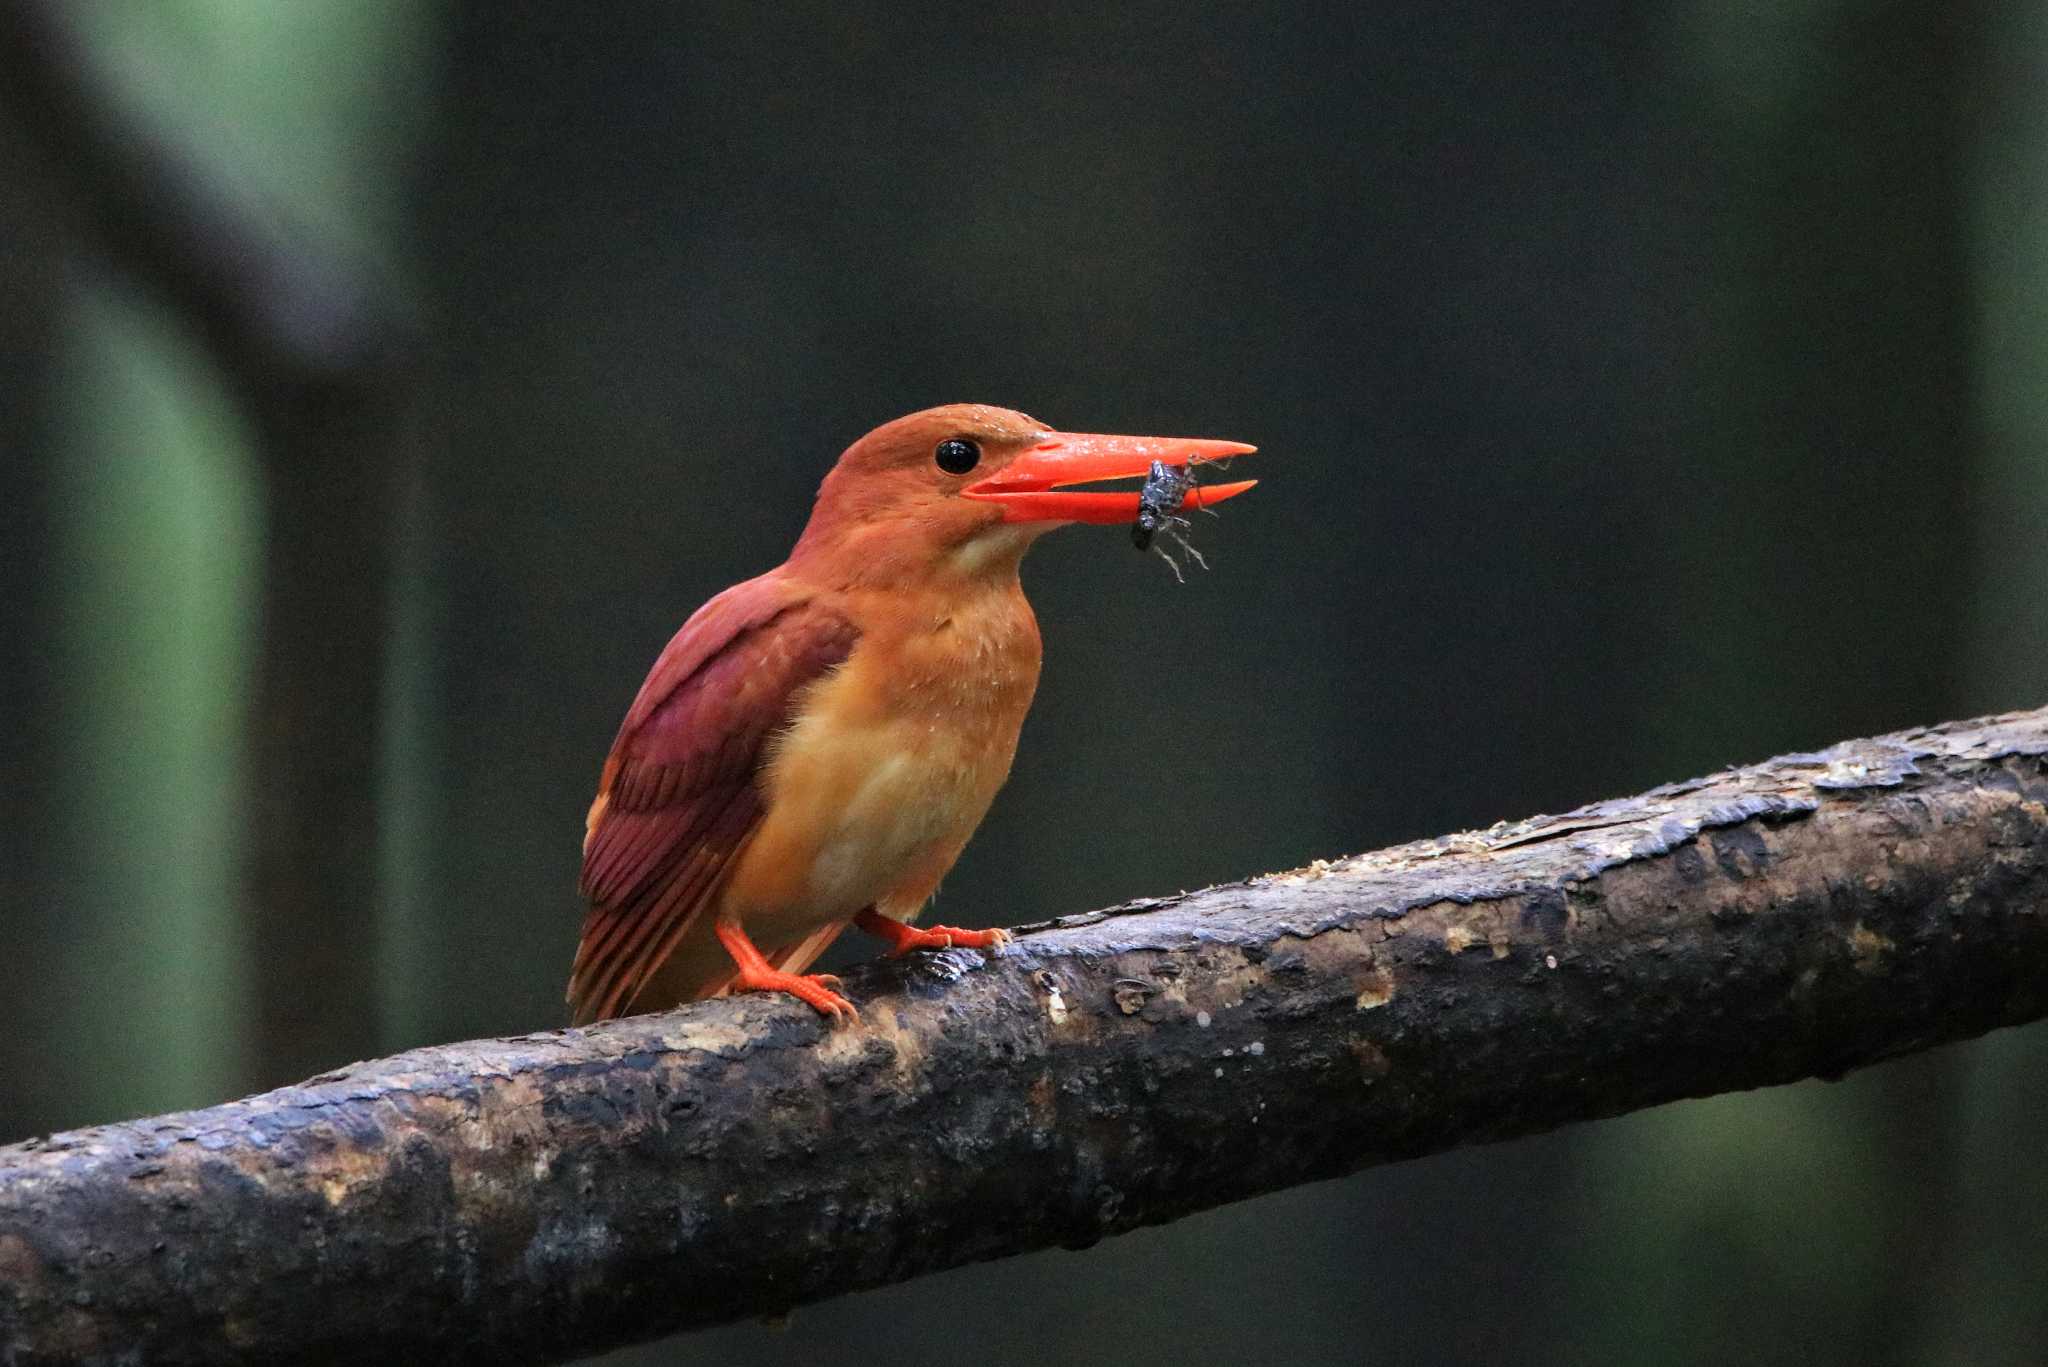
791, 403, 1256, 584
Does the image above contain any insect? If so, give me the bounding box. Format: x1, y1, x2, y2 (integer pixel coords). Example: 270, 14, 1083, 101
1131, 458, 1210, 582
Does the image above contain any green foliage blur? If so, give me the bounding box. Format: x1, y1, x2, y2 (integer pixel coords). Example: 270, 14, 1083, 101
1, 2, 2043, 1365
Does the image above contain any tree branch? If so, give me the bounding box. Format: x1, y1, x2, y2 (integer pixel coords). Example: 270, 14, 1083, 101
4, 708, 2046, 1366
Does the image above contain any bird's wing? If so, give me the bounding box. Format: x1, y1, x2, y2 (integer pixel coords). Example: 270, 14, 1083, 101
568, 576, 859, 1024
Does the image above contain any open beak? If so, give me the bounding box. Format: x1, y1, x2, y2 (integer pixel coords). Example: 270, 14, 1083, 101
962, 430, 1259, 524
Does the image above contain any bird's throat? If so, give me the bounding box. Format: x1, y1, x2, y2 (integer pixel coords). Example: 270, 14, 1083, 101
946, 523, 1044, 580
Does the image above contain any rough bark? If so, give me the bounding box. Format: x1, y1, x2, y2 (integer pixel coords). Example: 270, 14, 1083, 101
3, 708, 2047, 1366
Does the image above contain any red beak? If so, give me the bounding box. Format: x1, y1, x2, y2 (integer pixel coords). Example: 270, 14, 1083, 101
962, 430, 1259, 524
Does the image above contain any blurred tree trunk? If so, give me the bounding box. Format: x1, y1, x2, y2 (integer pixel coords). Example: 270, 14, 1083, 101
1940, 1, 2048, 1358
0, 0, 433, 1097
0, 117, 67, 1133
240, 375, 406, 1083
1569, 2, 1997, 1363
1797, 13, 1987, 1353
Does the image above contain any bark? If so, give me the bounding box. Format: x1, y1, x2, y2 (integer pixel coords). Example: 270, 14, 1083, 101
3, 708, 2047, 1367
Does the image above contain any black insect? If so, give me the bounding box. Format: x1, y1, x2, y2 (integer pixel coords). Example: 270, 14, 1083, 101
1131, 459, 1211, 582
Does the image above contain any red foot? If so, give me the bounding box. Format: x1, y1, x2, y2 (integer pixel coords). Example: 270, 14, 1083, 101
854, 907, 1012, 958
716, 922, 858, 1022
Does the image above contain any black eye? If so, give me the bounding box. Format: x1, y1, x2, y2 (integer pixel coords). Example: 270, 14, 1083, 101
934, 437, 981, 474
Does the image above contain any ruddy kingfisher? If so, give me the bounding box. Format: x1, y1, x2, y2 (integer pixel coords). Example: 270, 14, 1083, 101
568, 404, 1256, 1024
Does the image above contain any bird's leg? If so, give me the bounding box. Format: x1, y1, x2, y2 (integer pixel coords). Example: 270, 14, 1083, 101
715, 921, 858, 1021
853, 906, 1011, 957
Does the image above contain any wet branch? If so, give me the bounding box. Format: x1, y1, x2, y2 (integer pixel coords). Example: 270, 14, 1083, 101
3, 708, 2047, 1366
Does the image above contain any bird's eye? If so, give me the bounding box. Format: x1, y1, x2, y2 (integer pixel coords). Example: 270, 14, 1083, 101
934, 437, 981, 475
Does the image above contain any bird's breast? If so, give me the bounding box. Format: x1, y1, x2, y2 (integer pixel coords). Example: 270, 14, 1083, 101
727, 586, 1042, 927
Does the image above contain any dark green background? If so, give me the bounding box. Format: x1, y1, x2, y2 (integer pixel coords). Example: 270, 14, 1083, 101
3, 3, 2044, 1364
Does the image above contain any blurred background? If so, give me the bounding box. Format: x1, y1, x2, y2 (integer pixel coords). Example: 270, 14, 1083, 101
2, 1, 2044, 1363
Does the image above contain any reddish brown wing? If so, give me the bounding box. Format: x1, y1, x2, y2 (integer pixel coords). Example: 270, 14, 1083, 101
568, 577, 858, 1024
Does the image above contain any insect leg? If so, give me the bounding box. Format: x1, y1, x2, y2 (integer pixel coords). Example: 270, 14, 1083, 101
1165, 519, 1208, 573
1152, 542, 1188, 583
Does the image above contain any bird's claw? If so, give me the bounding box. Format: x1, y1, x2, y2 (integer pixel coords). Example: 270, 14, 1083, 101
883, 923, 1011, 957
855, 908, 1011, 958
734, 967, 859, 1023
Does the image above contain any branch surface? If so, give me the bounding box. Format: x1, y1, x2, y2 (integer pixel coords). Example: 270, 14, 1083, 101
4, 709, 2047, 1366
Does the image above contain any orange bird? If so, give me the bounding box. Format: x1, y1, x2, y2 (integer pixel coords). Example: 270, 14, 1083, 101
568, 404, 1256, 1024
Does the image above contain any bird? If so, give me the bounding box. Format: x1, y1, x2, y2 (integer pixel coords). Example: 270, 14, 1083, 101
567, 403, 1256, 1024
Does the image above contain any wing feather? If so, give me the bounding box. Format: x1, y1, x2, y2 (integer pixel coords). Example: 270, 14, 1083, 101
567, 576, 858, 1023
